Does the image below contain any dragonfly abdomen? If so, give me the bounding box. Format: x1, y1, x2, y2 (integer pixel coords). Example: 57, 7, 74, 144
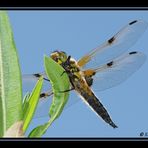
75, 81, 118, 128
58, 52, 118, 128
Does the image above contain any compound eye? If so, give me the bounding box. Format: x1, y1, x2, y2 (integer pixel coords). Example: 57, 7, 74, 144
55, 57, 59, 62
51, 56, 58, 62
62, 55, 65, 59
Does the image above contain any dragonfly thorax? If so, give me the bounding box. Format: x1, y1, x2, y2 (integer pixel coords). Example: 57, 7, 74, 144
50, 50, 85, 83
50, 50, 95, 87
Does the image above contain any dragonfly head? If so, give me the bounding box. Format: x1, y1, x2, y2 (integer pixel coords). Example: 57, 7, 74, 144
50, 50, 68, 64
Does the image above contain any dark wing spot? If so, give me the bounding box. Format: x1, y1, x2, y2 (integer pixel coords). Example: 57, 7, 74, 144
107, 61, 114, 67
108, 36, 115, 44
40, 93, 46, 98
129, 51, 137, 55
34, 73, 41, 78
129, 20, 137, 25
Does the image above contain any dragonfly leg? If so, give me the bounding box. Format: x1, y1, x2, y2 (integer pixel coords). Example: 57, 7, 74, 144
33, 73, 50, 82
60, 56, 71, 76
43, 77, 50, 82
59, 87, 74, 93
60, 70, 66, 76
40, 87, 74, 99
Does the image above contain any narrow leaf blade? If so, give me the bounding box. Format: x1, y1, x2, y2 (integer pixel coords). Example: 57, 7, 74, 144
0, 11, 23, 137
23, 76, 43, 132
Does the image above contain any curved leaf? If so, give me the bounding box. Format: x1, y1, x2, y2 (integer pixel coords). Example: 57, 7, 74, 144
29, 56, 70, 137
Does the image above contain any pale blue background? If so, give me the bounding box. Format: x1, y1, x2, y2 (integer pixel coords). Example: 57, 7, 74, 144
8, 10, 148, 138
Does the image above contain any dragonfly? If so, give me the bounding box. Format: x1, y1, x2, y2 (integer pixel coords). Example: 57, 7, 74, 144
23, 19, 148, 128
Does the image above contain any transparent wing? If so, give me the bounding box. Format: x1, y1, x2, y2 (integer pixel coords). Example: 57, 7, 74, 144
32, 95, 53, 119
78, 20, 148, 69
22, 72, 51, 94
22, 72, 52, 119
22, 51, 146, 119
22, 20, 148, 119
32, 90, 79, 119
22, 73, 79, 119
90, 51, 146, 91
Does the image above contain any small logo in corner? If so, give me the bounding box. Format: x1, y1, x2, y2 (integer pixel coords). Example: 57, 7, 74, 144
139, 132, 148, 137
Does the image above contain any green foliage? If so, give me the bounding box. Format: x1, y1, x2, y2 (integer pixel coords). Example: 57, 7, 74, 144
0, 11, 70, 138
23, 76, 43, 132
29, 56, 70, 137
0, 11, 23, 137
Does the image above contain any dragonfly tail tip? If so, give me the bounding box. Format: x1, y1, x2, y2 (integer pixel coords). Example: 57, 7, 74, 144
110, 122, 118, 129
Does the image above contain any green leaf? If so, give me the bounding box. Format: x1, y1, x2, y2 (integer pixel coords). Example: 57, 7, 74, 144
44, 56, 70, 119
23, 76, 43, 132
29, 56, 70, 137
0, 11, 23, 137
22, 92, 30, 112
